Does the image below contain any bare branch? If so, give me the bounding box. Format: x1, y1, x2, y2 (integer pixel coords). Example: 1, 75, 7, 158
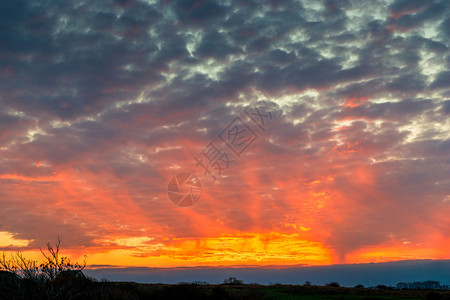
1, 238, 87, 282
0, 252, 16, 273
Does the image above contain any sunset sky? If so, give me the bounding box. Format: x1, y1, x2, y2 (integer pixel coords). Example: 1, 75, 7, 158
0, 0, 449, 278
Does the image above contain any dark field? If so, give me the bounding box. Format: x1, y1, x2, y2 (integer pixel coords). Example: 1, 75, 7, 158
2, 273, 450, 299
86, 282, 450, 300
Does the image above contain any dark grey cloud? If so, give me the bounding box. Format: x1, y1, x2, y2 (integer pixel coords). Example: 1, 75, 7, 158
341, 98, 434, 120
195, 30, 243, 59
389, 0, 448, 31
441, 100, 450, 114
430, 70, 450, 90
0, 0, 449, 262
172, 0, 229, 27
389, 0, 430, 15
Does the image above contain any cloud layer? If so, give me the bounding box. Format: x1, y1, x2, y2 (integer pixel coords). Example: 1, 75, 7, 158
0, 0, 449, 267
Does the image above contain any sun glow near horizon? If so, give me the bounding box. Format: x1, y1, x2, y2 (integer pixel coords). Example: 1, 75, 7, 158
0, 0, 449, 273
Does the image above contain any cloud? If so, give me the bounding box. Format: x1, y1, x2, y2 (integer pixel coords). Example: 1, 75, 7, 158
430, 71, 450, 90
0, 0, 448, 268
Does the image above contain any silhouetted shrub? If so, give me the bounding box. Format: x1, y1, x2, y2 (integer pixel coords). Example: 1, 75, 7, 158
326, 282, 340, 287
0, 238, 88, 300
304, 280, 311, 286
46, 271, 93, 299
39, 238, 86, 281
355, 284, 364, 288
87, 281, 140, 300
0, 237, 86, 282
0, 270, 21, 300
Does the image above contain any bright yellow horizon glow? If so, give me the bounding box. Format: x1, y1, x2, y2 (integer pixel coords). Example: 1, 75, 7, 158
1, 231, 448, 269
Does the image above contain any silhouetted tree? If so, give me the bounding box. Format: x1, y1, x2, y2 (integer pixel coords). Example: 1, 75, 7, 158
39, 237, 86, 280
223, 277, 243, 285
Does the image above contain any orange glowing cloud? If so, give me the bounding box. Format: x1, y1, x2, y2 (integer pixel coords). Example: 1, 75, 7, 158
0, 0, 449, 275
344, 97, 368, 109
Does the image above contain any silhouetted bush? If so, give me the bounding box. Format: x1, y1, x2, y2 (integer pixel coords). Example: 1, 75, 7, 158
355, 284, 364, 288
326, 282, 340, 287
0, 237, 86, 282
0, 238, 88, 300
0, 270, 21, 300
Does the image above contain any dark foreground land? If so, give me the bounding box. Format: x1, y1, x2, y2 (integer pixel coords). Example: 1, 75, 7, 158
123, 283, 450, 300
3, 276, 450, 300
